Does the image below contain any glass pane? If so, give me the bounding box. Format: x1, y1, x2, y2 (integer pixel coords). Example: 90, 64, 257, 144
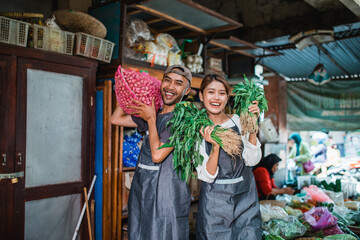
25, 194, 81, 240
26, 69, 83, 187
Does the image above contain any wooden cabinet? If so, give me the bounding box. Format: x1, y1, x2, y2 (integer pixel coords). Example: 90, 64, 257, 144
0, 43, 97, 240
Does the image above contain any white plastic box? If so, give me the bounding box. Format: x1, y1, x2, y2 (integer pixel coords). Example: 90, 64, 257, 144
0, 16, 30, 47
75, 32, 114, 63
32, 24, 75, 55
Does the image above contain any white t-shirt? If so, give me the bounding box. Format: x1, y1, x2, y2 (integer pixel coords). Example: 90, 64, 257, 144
196, 114, 262, 183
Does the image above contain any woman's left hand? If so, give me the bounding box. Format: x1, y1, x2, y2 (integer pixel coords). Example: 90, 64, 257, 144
248, 100, 260, 116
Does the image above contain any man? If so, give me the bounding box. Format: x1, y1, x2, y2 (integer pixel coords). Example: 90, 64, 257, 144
111, 65, 192, 240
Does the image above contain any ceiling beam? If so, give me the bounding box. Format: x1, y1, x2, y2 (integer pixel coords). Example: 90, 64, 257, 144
157, 25, 183, 33
127, 9, 142, 16
209, 40, 256, 58
339, 0, 360, 16
145, 18, 163, 25
133, 4, 206, 34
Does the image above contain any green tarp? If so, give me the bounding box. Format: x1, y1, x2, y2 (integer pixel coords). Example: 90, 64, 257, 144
287, 80, 360, 131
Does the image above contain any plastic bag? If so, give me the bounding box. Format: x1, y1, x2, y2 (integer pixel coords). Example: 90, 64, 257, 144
185, 55, 203, 73
126, 18, 153, 47
302, 160, 315, 173
168, 52, 183, 66
142, 42, 168, 66
324, 235, 357, 240
284, 206, 303, 217
261, 216, 307, 240
155, 33, 180, 53
122, 131, 142, 167
303, 207, 338, 231
114, 65, 163, 117
344, 201, 360, 211
304, 185, 334, 203
260, 204, 288, 222
45, 15, 61, 30
323, 224, 344, 236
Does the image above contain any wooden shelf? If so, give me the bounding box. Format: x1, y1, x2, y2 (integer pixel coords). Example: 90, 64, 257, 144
124, 58, 205, 79
122, 167, 136, 171
121, 211, 128, 219
97, 57, 204, 82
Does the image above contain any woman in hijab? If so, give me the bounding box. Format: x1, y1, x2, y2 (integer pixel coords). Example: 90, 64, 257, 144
288, 132, 312, 175
253, 154, 295, 200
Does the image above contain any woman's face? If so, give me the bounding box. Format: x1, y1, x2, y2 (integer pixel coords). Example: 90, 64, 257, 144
288, 139, 295, 148
199, 80, 228, 115
272, 163, 279, 174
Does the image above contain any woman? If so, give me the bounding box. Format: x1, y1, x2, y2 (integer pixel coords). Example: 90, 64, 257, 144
195, 74, 262, 240
288, 132, 312, 175
253, 154, 295, 200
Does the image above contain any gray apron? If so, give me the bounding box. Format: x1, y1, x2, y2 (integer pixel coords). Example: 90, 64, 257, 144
196, 119, 262, 240
128, 112, 191, 240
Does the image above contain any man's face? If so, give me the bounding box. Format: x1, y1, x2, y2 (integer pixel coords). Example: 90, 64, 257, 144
161, 72, 190, 106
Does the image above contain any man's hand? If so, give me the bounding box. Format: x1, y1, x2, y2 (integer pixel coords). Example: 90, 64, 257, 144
128, 98, 156, 122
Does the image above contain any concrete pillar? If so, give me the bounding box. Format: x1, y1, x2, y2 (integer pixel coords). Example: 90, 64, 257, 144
263, 73, 288, 143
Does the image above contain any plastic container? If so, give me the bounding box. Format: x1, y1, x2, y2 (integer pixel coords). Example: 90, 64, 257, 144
0, 16, 30, 47
32, 24, 75, 55
75, 32, 114, 63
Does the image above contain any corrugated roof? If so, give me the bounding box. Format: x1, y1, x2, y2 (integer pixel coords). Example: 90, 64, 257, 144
258, 36, 360, 78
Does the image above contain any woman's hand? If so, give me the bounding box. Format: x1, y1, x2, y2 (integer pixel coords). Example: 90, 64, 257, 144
128, 98, 156, 122
200, 126, 219, 147
248, 100, 260, 116
283, 187, 295, 195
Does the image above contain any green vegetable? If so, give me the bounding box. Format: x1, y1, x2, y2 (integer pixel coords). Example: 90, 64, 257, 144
318, 202, 334, 212
323, 234, 357, 240
232, 75, 268, 135
159, 102, 241, 182
264, 234, 285, 240
337, 222, 360, 240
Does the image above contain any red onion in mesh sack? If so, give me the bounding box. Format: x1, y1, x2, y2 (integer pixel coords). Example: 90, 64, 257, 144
114, 65, 163, 117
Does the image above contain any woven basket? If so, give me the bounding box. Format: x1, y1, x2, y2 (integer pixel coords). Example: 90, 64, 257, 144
53, 10, 106, 38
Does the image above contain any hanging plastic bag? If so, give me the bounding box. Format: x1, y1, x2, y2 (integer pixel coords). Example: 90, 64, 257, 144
303, 207, 338, 231
114, 65, 163, 117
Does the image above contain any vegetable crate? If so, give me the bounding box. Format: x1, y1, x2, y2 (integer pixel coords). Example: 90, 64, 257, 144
75, 32, 114, 63
32, 24, 75, 55
0, 16, 30, 47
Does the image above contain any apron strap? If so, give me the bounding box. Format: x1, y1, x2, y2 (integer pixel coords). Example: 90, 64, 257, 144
215, 176, 244, 184
138, 163, 160, 171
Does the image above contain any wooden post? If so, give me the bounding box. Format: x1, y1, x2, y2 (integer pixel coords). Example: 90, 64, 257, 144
102, 80, 112, 240
84, 187, 93, 240
117, 126, 124, 239
111, 124, 119, 239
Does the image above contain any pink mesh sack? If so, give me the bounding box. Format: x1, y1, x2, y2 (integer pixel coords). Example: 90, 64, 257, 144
114, 65, 163, 117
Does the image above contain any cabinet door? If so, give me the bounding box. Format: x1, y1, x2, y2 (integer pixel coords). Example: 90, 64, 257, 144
14, 58, 95, 240
0, 55, 17, 239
